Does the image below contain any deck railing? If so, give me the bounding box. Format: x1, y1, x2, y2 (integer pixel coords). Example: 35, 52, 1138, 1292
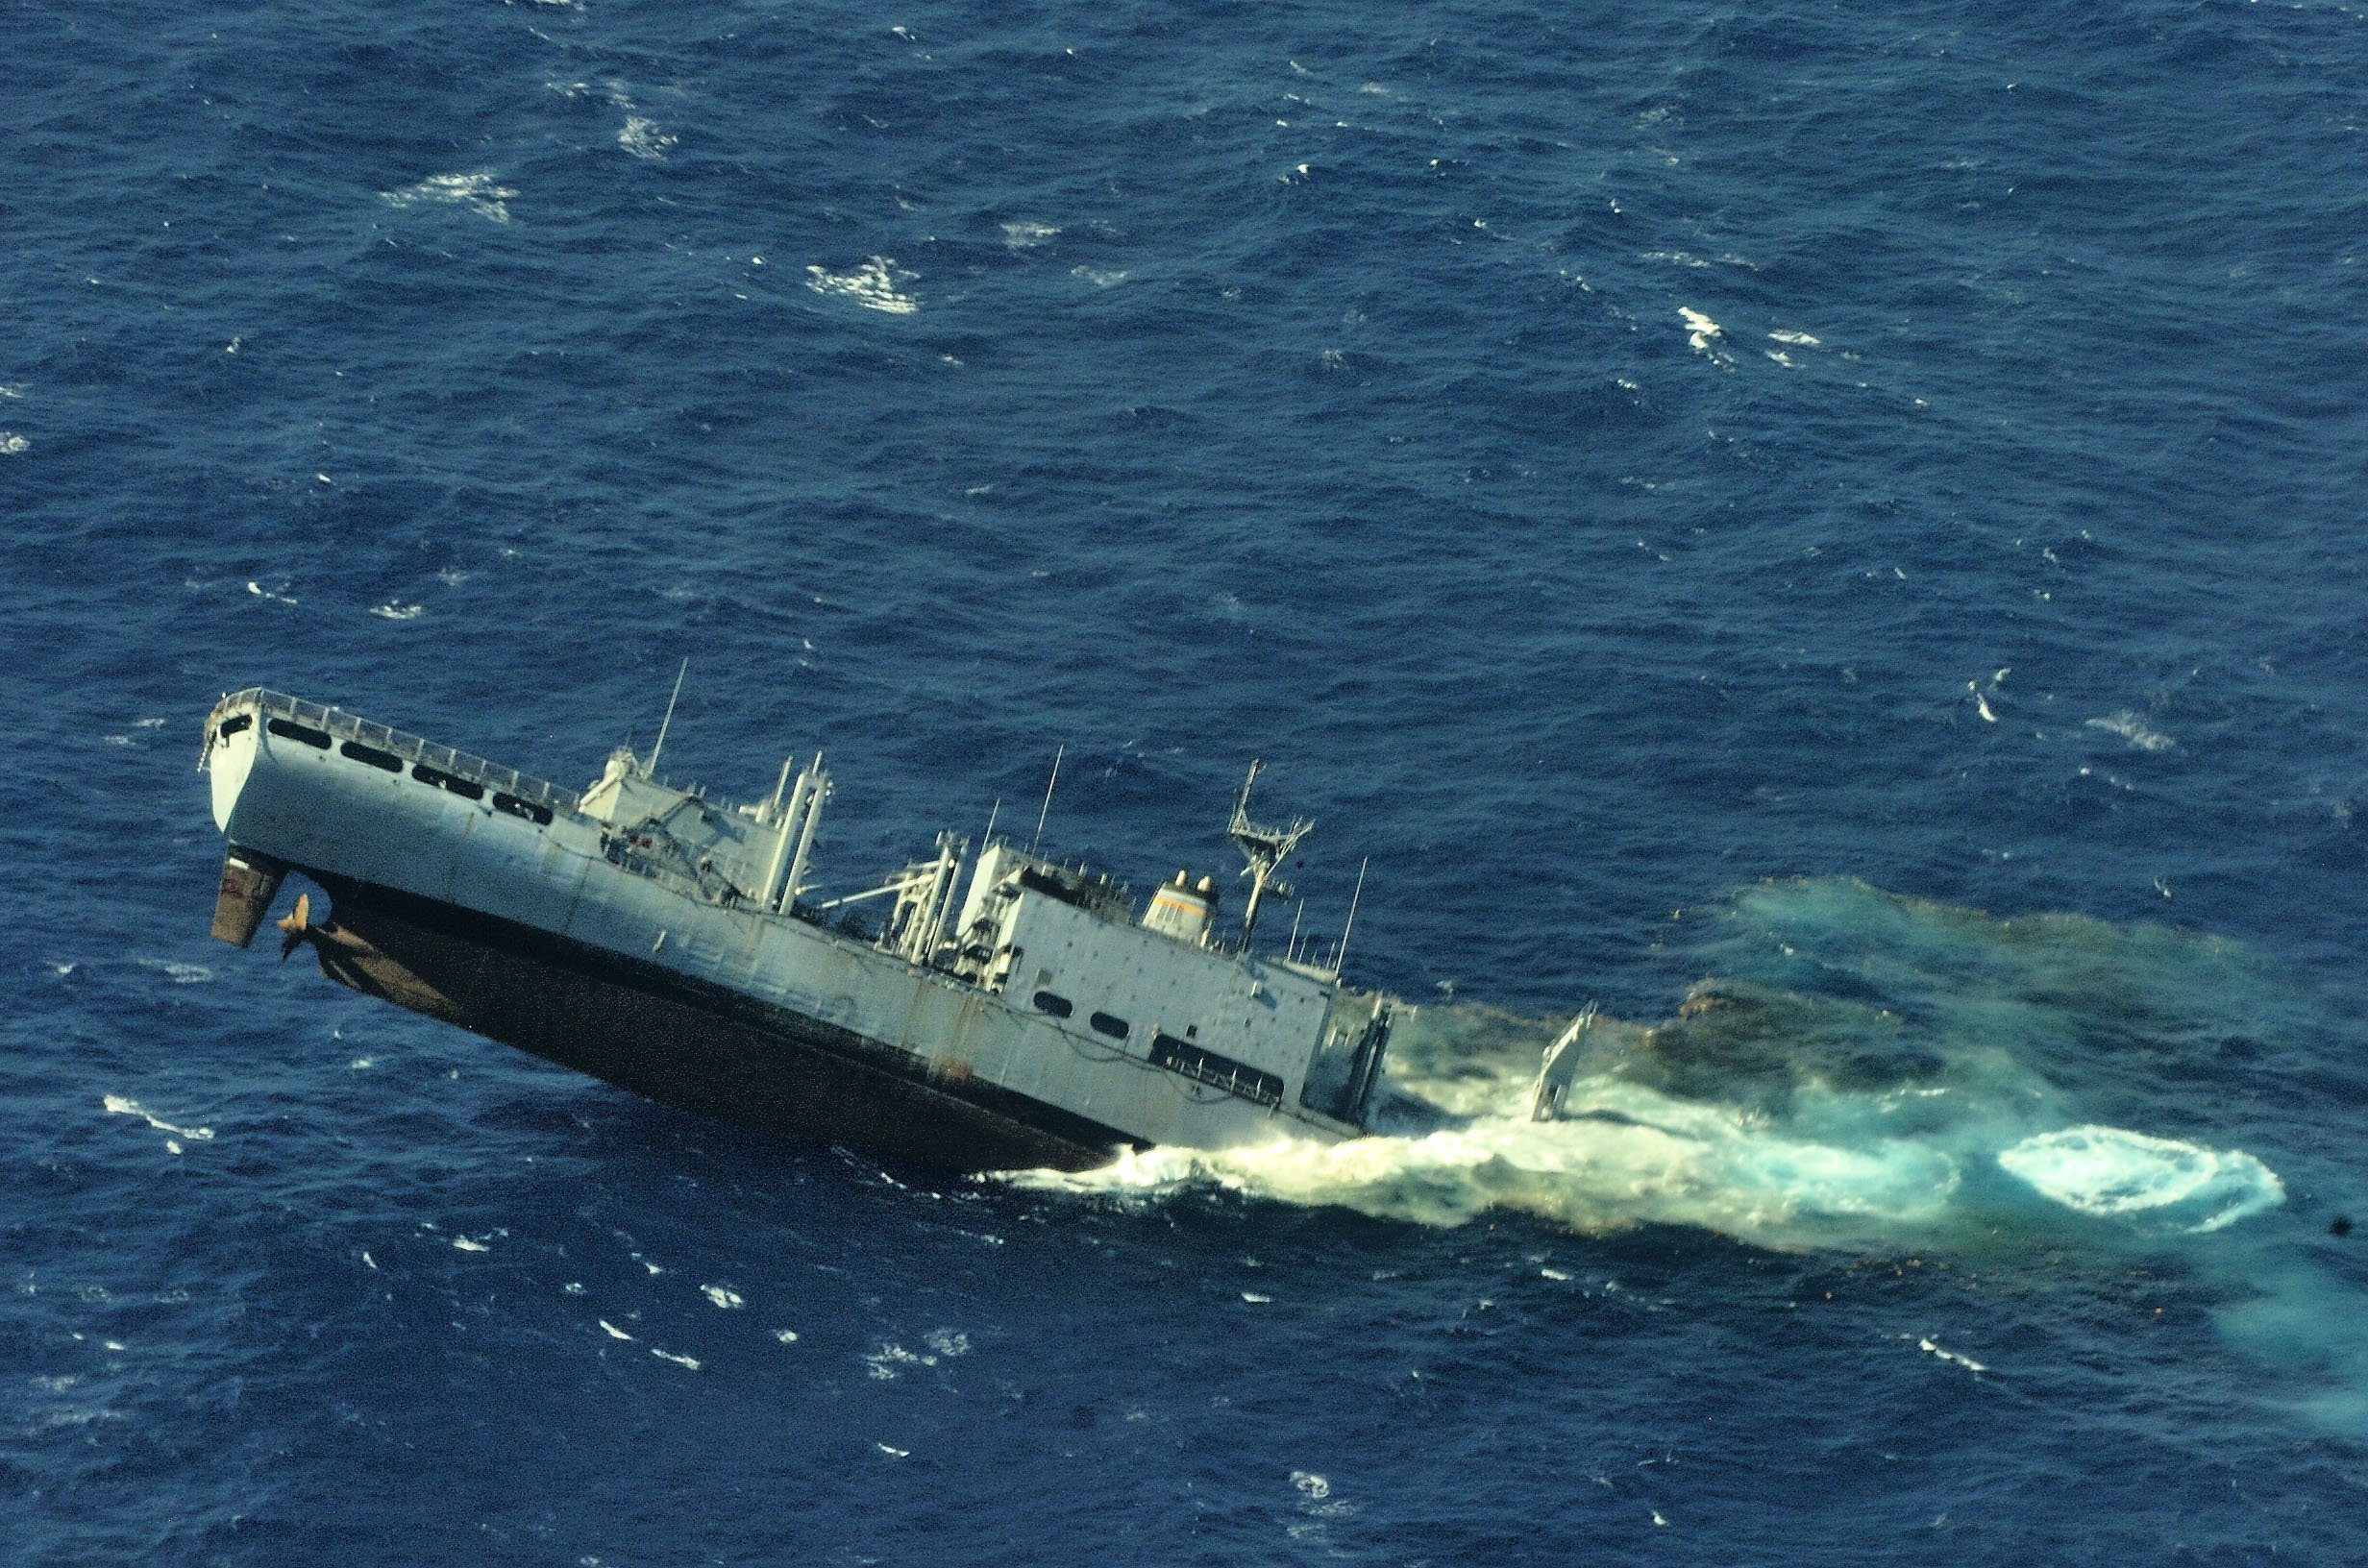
206, 687, 582, 817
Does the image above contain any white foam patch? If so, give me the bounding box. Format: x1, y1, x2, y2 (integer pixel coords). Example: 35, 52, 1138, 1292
103, 1096, 213, 1142
1679, 307, 1722, 354
1769, 330, 1821, 346
618, 117, 677, 160
651, 1348, 700, 1370
136, 959, 212, 984
2085, 711, 2176, 751
1072, 265, 1127, 287
701, 1285, 744, 1310
1007, 1075, 1964, 1244
1001, 221, 1059, 249
805, 257, 918, 313
1998, 1125, 2282, 1233
1917, 1335, 1988, 1372
380, 172, 517, 224
371, 602, 422, 621
598, 1319, 636, 1340
0, 433, 28, 454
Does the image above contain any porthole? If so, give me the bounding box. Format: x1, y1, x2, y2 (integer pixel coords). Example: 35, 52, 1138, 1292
340, 739, 403, 772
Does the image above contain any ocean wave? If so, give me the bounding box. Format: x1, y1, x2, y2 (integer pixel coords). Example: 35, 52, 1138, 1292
619, 117, 677, 160
380, 172, 516, 224
805, 257, 918, 314
2085, 710, 2176, 750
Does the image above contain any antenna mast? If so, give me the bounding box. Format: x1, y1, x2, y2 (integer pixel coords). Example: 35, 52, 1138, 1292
1228, 759, 1312, 946
1029, 746, 1064, 855
1333, 856, 1369, 975
646, 658, 688, 776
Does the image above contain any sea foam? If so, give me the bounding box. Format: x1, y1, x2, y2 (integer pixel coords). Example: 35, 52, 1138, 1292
805, 257, 919, 314
379, 173, 517, 224
1997, 1125, 2283, 1233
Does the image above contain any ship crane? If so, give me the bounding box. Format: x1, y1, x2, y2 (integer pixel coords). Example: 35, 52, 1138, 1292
1228, 759, 1312, 946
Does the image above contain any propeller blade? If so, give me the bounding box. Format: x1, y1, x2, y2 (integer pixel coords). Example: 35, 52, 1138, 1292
275, 892, 310, 962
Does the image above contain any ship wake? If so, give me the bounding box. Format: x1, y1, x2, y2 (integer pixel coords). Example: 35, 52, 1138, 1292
1002, 878, 2368, 1421
1010, 878, 2297, 1249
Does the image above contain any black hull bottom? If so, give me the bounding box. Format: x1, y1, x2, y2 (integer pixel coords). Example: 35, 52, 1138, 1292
295, 873, 1130, 1172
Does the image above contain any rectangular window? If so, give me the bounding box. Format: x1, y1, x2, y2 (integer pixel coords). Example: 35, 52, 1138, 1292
1031, 991, 1074, 1018
266, 717, 331, 748
340, 740, 403, 772
1089, 1011, 1130, 1041
493, 792, 554, 825
411, 762, 485, 800
1150, 1032, 1282, 1107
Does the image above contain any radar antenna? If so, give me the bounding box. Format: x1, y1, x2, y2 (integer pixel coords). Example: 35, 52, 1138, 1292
1228, 759, 1312, 946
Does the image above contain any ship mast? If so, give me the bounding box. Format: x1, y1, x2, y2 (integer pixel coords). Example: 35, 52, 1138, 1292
1227, 759, 1311, 947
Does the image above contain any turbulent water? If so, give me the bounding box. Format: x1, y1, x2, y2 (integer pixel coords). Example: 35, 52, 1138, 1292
8, 0, 2368, 1560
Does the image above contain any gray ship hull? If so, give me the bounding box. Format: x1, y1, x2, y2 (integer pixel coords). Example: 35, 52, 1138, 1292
297, 871, 1131, 1168
199, 690, 1389, 1169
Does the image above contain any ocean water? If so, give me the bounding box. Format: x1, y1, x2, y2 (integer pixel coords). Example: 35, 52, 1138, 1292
7, 0, 2368, 1559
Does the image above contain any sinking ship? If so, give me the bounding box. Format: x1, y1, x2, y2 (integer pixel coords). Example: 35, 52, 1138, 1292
198, 687, 1397, 1169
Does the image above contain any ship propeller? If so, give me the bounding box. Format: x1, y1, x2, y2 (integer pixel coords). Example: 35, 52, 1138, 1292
276, 892, 312, 961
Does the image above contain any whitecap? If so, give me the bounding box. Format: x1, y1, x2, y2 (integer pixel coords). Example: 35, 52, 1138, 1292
453, 1236, 490, 1253
598, 1319, 636, 1340
650, 1348, 700, 1370
371, 602, 423, 621
1072, 265, 1127, 287
804, 257, 919, 314
1001, 221, 1059, 249
866, 1343, 923, 1378
1769, 330, 1821, 346
0, 432, 28, 454
136, 959, 212, 985
1918, 1336, 1987, 1372
102, 1095, 214, 1141
1679, 307, 1722, 354
922, 1328, 969, 1358
380, 173, 517, 224
701, 1284, 744, 1310
618, 117, 677, 160
2084, 711, 2175, 751
1997, 1125, 2283, 1233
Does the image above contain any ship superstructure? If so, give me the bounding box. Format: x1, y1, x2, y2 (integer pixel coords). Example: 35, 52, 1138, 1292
198, 689, 1394, 1169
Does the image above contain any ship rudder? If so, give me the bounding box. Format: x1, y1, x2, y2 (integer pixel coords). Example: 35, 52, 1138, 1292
210, 846, 289, 947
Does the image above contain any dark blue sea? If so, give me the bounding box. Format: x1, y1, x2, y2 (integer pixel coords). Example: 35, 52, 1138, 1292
9, 0, 2368, 1559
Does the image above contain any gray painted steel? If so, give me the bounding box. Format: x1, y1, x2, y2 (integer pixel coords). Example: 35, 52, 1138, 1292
199, 690, 1390, 1164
